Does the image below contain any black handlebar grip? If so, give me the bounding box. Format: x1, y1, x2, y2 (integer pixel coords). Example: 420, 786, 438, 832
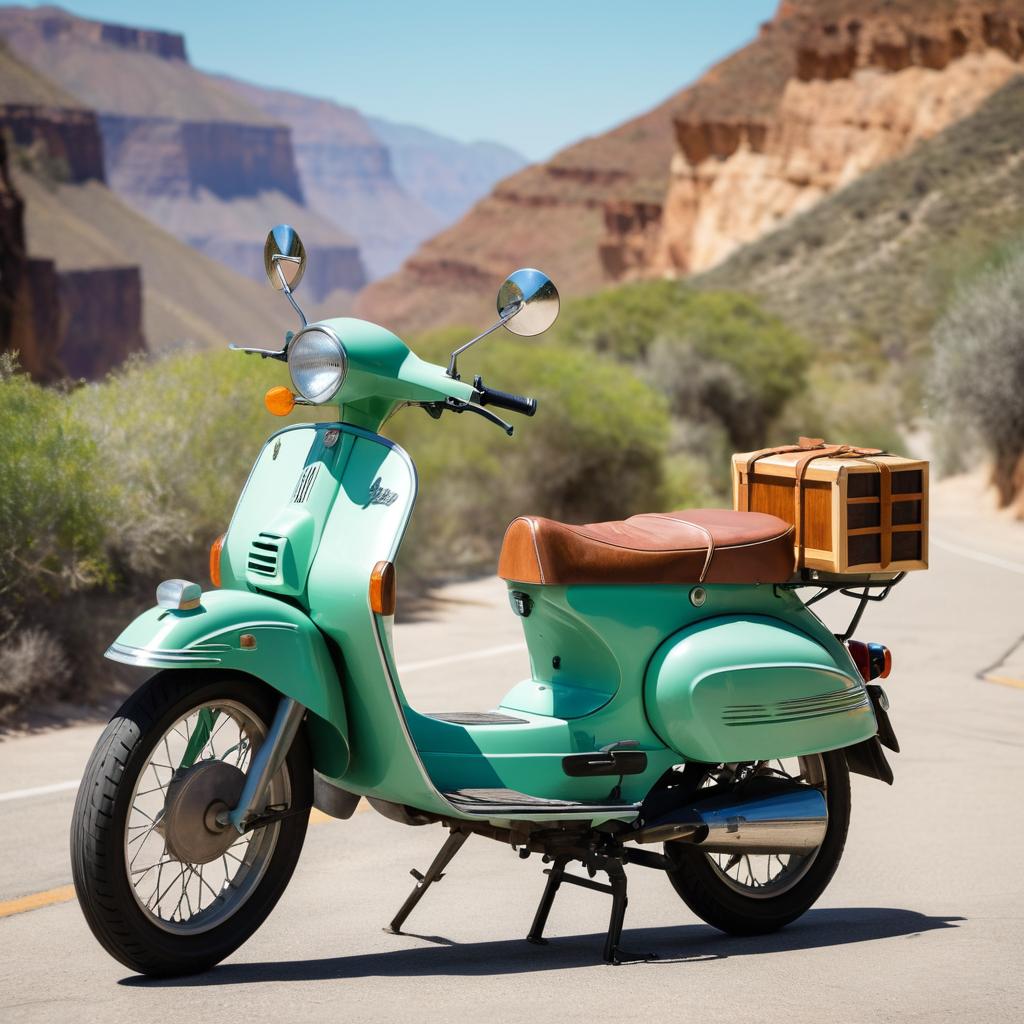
473, 377, 537, 417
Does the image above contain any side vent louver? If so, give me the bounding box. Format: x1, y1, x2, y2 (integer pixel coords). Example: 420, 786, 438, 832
247, 532, 283, 578
292, 464, 319, 504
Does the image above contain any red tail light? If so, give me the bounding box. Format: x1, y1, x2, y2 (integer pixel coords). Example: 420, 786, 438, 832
847, 640, 892, 681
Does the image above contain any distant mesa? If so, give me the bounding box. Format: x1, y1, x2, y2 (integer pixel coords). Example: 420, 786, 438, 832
0, 4, 368, 299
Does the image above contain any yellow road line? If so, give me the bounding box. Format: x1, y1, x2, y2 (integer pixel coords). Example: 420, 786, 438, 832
984, 674, 1024, 690
0, 800, 368, 920
0, 884, 77, 919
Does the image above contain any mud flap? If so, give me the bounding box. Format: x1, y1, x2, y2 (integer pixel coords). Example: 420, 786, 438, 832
845, 736, 894, 785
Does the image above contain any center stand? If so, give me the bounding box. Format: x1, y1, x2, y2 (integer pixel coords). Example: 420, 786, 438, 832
385, 822, 668, 964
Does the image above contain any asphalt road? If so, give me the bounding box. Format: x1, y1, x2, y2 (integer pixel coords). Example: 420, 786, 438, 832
1, 484, 1023, 1023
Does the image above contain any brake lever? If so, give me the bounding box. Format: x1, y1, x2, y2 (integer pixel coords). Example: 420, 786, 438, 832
227, 342, 288, 361
441, 398, 514, 436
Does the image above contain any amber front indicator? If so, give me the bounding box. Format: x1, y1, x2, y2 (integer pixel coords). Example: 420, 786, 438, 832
369, 560, 396, 616
265, 386, 296, 416
210, 533, 226, 588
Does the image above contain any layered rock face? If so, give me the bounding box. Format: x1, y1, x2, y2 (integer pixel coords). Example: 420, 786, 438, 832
653, 6, 1024, 277
607, 1, 1024, 279
0, 133, 62, 379
0, 37, 104, 182
57, 267, 145, 378
362, 0, 1024, 334
0, 7, 366, 298
215, 76, 440, 281
356, 94, 680, 332
99, 116, 301, 201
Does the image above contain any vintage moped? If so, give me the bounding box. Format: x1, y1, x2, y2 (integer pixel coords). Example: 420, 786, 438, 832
72, 225, 901, 976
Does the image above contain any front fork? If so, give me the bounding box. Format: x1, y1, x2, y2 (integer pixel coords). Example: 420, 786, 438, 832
216, 697, 307, 833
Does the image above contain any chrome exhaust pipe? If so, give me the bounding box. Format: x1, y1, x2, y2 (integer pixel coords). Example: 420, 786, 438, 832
632, 784, 828, 854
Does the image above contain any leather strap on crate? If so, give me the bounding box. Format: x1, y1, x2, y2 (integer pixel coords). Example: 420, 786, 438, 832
740, 438, 887, 570
737, 437, 826, 511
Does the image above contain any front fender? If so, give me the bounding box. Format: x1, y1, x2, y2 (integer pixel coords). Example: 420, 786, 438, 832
107, 589, 349, 777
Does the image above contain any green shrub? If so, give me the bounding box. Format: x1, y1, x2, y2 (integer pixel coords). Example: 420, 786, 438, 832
0, 354, 112, 617
69, 349, 306, 574
928, 242, 1024, 503
554, 283, 812, 451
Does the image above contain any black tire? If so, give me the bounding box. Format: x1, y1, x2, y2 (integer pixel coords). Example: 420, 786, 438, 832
70, 670, 312, 977
663, 751, 850, 936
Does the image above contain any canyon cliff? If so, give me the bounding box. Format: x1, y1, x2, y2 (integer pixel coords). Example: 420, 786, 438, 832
359, 0, 1024, 334
1, 42, 146, 380
643, 0, 1024, 279
213, 76, 442, 282
0, 6, 367, 299
217, 78, 526, 280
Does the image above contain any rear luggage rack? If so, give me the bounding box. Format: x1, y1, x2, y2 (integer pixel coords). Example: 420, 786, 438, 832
780, 570, 906, 641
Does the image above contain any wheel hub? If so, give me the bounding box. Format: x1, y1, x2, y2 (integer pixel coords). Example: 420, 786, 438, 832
161, 760, 246, 865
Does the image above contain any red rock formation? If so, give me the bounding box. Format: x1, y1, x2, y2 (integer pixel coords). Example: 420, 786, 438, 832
0, 7, 366, 296
359, 0, 1024, 333
0, 133, 64, 380
0, 104, 104, 182
57, 267, 145, 378
98, 116, 302, 201
619, 0, 1024, 280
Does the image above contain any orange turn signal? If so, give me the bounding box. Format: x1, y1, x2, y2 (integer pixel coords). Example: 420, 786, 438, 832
265, 386, 296, 416
210, 533, 225, 588
369, 560, 396, 616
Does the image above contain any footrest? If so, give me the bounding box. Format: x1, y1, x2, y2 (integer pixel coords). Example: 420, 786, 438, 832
443, 787, 638, 815
427, 712, 528, 725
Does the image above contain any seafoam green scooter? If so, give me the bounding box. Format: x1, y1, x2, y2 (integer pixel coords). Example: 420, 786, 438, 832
72, 225, 902, 976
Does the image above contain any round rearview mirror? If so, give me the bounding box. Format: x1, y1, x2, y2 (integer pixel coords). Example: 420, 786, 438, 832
497, 268, 559, 337
264, 224, 306, 292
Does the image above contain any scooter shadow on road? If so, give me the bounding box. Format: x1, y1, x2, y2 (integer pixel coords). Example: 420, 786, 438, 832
120, 907, 963, 986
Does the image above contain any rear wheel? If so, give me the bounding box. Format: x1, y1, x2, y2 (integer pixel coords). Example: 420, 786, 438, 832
663, 752, 850, 935
71, 671, 311, 976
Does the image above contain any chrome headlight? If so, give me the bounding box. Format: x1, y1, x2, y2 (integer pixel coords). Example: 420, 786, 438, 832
288, 326, 348, 403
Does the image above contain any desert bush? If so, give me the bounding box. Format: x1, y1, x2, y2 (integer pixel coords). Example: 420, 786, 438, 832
69, 349, 306, 574
555, 283, 811, 451
0, 626, 71, 713
928, 242, 1024, 503
387, 333, 671, 580
0, 355, 112, 620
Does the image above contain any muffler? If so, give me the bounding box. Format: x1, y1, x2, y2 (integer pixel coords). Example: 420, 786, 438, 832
631, 779, 827, 854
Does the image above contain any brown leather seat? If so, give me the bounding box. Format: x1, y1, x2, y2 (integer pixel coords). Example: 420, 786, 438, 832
498, 509, 795, 586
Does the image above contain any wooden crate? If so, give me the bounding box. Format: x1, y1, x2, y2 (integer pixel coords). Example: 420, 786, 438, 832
731, 445, 928, 574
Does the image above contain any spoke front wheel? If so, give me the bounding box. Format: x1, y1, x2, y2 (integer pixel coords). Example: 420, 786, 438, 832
71, 671, 311, 976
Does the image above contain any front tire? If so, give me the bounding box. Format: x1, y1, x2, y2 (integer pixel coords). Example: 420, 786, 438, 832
664, 752, 850, 936
71, 670, 311, 976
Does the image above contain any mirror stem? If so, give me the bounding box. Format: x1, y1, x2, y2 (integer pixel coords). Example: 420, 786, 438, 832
446, 302, 521, 378
274, 260, 308, 328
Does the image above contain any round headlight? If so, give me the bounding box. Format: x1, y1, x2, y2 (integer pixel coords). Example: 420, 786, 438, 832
288, 327, 347, 403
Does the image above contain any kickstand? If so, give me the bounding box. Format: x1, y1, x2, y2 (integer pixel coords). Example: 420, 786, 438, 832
386, 826, 469, 935
526, 855, 655, 965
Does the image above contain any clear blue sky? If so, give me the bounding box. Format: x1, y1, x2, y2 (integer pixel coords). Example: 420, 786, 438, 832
28, 1, 779, 160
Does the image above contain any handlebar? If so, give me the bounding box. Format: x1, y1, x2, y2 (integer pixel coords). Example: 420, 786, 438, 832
472, 376, 537, 417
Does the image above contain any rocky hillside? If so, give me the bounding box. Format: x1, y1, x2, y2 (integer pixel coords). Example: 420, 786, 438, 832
0, 6, 367, 298
215, 78, 526, 280
0, 131, 62, 379
696, 74, 1024, 368
645, 0, 1024, 280
12, 161, 315, 360
214, 76, 443, 280
356, 84, 682, 332
366, 117, 525, 225
359, 0, 1024, 334
1, 40, 146, 379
